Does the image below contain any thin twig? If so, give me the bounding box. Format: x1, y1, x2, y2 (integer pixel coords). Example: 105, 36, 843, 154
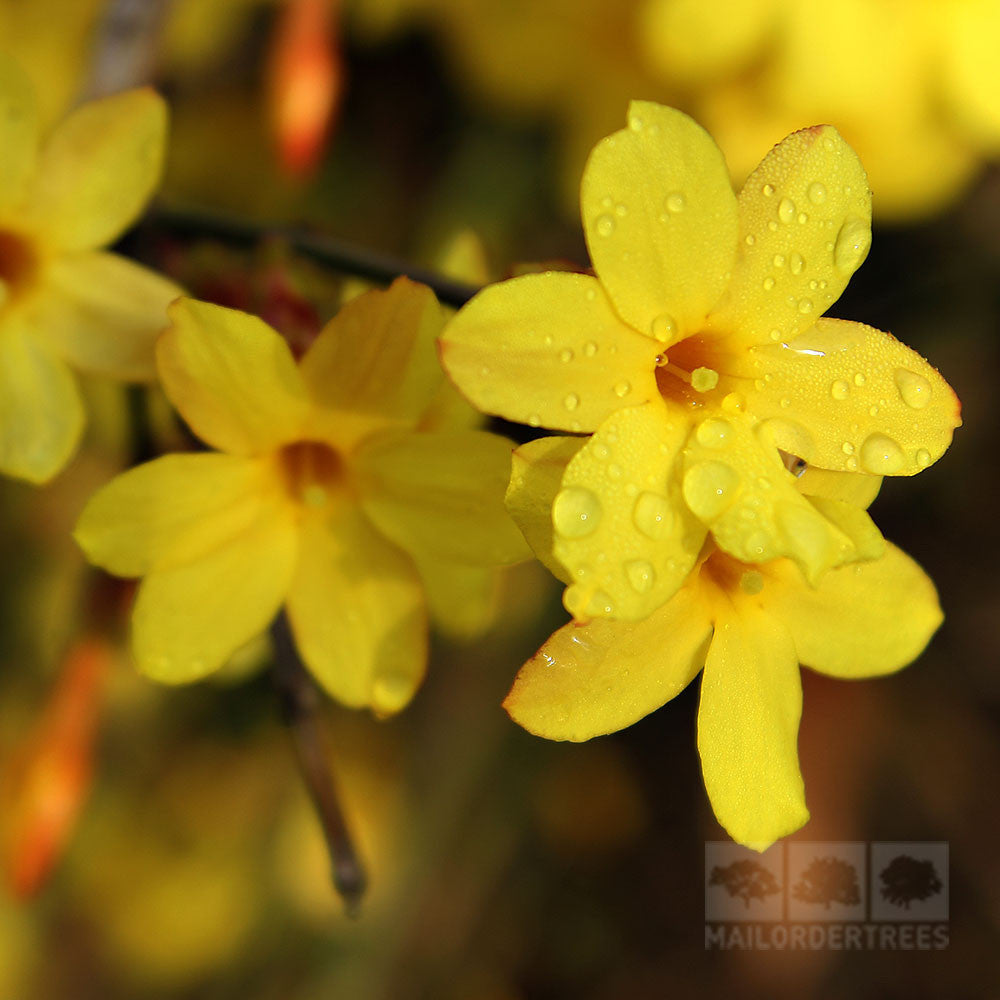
270, 612, 367, 916
149, 206, 482, 309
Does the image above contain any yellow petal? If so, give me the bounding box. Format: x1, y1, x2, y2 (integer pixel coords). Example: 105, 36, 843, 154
0, 321, 83, 482
31, 252, 181, 381
75, 453, 271, 577
25, 88, 167, 252
356, 429, 529, 567
739, 318, 961, 476
506, 435, 585, 583
504, 584, 712, 741
707, 125, 871, 347
0, 56, 39, 213
301, 277, 446, 446
697, 608, 808, 850
797, 466, 881, 508
681, 411, 863, 583
157, 298, 308, 456
412, 555, 498, 639
286, 507, 427, 715
581, 101, 739, 342
942, 0, 1000, 147
132, 505, 298, 684
555, 400, 706, 622
762, 543, 943, 679
440, 271, 658, 432
806, 496, 884, 562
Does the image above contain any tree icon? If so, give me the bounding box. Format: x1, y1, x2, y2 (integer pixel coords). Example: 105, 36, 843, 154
709, 859, 781, 908
792, 856, 861, 908
879, 855, 943, 909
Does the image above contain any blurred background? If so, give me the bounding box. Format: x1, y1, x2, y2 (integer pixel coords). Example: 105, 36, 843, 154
1, 0, 999, 996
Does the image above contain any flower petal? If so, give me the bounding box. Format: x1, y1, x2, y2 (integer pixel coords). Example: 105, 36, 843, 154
506, 435, 585, 583
301, 277, 446, 446
411, 555, 498, 639
156, 298, 308, 456
762, 543, 943, 679
286, 507, 427, 715
441, 271, 658, 432
0, 56, 39, 213
356, 429, 529, 567
739, 318, 960, 475
504, 584, 712, 741
806, 496, 884, 562
75, 453, 271, 577
797, 466, 881, 508
707, 125, 871, 347
32, 252, 181, 381
681, 411, 865, 584
555, 400, 706, 622
0, 321, 83, 483
24, 88, 167, 252
581, 101, 739, 342
697, 608, 808, 850
132, 505, 298, 684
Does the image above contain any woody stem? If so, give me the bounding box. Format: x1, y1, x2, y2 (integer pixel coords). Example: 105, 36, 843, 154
269, 611, 367, 915
148, 206, 481, 309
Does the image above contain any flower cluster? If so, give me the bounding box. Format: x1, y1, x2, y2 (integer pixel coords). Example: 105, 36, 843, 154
441, 101, 960, 846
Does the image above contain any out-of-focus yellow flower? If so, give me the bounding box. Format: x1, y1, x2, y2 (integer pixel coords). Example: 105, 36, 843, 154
504, 440, 941, 848
0, 56, 179, 483
75, 279, 529, 714
442, 102, 959, 623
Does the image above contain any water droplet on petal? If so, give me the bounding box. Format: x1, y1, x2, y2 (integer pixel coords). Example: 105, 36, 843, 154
632, 491, 674, 540
683, 461, 741, 519
695, 417, 732, 448
778, 197, 796, 223
807, 181, 827, 204
790, 252, 805, 275
916, 448, 932, 467
894, 368, 932, 409
745, 234, 756, 246
614, 380, 631, 398
584, 341, 598, 357
830, 379, 849, 400
722, 392, 745, 412
762, 183, 775, 197
527, 413, 541, 427
553, 486, 602, 538
650, 314, 677, 342
559, 348, 574, 363
834, 216, 872, 272
563, 393, 579, 411
798, 298, 813, 314
595, 214, 616, 237
853, 372, 866, 386
763, 276, 776, 291
860, 433, 905, 474
625, 559, 656, 593
665, 191, 686, 213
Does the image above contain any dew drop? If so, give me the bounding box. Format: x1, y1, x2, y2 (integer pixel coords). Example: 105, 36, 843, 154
762, 183, 775, 196
608, 463, 623, 479
790, 252, 805, 275
615, 203, 628, 217
632, 491, 674, 540
625, 559, 656, 594
797, 213, 808, 224
853, 372, 866, 386
665, 191, 686, 213
807, 181, 827, 205
559, 348, 574, 363
894, 368, 932, 409
830, 379, 850, 400
695, 417, 732, 448
773, 254, 786, 268
745, 234, 756, 246
722, 392, 746, 412
841, 441, 855, 455
778, 197, 796, 223
563, 393, 579, 411
650, 313, 677, 342
614, 380, 632, 398
833, 217, 872, 272
769, 328, 782, 342
527, 413, 541, 427
845, 456, 858, 471
683, 461, 741, 519
553, 486, 602, 538
916, 448, 932, 467
798, 298, 813, 314
763, 276, 776, 291
584, 340, 598, 357
629, 113, 643, 131
595, 214, 616, 237
860, 433, 905, 474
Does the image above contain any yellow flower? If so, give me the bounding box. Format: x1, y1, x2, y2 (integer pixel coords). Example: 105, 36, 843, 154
74, 279, 529, 714
504, 435, 941, 848
441, 102, 959, 623
0, 55, 179, 483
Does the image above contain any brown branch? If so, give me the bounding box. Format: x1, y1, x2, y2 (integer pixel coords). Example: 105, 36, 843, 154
270, 612, 367, 916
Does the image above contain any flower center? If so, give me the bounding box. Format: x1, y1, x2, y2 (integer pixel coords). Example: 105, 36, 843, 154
654, 334, 728, 409
277, 440, 345, 507
0, 228, 40, 312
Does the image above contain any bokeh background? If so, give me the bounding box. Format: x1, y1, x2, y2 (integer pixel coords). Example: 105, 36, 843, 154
1, 1, 999, 997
